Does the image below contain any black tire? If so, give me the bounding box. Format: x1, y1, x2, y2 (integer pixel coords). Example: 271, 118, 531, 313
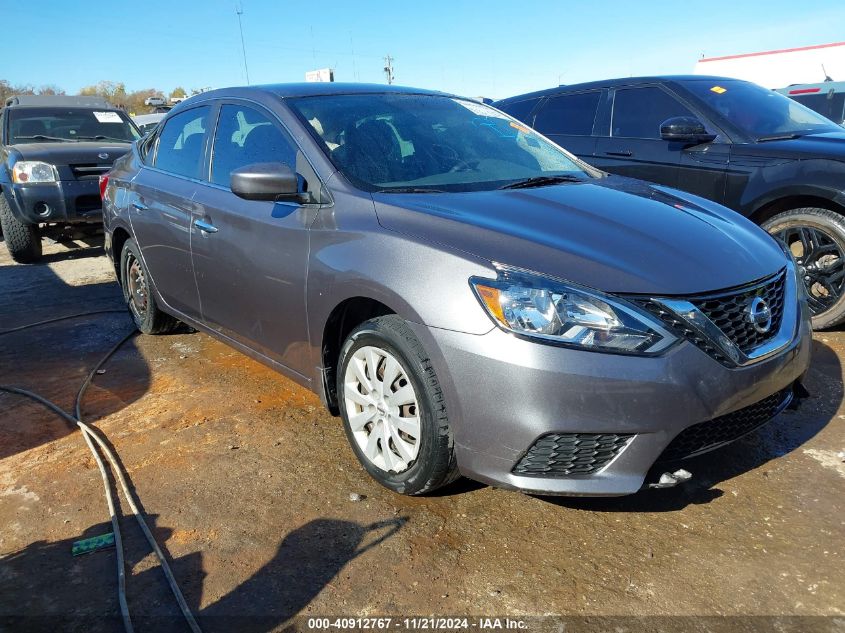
119, 238, 180, 335
0, 194, 41, 263
762, 207, 845, 330
337, 315, 460, 495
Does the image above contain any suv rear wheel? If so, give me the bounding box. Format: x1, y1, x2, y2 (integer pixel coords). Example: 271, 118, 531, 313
337, 315, 460, 495
0, 195, 41, 263
762, 207, 845, 329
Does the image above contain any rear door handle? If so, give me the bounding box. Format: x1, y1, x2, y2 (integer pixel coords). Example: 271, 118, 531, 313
131, 201, 148, 211
605, 150, 633, 157
194, 218, 218, 234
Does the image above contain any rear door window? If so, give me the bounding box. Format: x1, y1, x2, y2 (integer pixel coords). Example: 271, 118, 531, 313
611, 87, 696, 139
210, 104, 297, 187
153, 106, 211, 179
534, 91, 601, 136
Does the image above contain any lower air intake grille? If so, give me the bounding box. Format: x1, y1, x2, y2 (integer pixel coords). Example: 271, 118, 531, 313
656, 387, 793, 462
513, 433, 633, 476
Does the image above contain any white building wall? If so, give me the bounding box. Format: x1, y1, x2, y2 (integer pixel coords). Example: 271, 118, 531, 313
693, 42, 845, 89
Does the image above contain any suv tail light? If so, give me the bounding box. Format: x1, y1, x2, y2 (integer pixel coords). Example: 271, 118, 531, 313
99, 173, 110, 200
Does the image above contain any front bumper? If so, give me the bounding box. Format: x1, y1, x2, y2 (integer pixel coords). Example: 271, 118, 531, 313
4, 181, 102, 225
407, 311, 812, 496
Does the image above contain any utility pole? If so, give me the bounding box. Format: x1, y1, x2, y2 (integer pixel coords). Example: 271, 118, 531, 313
235, 2, 250, 85
383, 55, 395, 85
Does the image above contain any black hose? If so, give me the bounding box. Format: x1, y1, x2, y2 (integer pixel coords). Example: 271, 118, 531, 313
0, 309, 128, 336
0, 318, 202, 633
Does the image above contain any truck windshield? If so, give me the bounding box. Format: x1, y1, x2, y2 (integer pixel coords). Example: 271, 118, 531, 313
683, 79, 841, 140
7, 107, 141, 144
288, 94, 592, 192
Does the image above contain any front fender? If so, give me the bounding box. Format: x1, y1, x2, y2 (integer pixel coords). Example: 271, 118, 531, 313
744, 158, 845, 216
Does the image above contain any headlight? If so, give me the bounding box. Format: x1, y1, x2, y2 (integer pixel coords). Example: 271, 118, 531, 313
12, 161, 58, 184
470, 268, 677, 354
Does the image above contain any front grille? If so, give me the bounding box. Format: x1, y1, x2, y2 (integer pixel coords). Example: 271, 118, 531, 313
513, 433, 633, 476
70, 164, 111, 181
636, 299, 730, 364
692, 271, 786, 353
656, 387, 792, 463
632, 270, 786, 365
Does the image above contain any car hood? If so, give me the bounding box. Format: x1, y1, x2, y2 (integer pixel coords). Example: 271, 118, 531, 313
12, 142, 131, 165
372, 176, 787, 296
744, 131, 845, 160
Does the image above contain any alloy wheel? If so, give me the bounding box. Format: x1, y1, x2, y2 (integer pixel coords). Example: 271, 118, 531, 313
343, 345, 421, 473
775, 225, 845, 315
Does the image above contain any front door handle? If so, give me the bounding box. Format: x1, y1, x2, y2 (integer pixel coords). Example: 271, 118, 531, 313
131, 201, 148, 211
194, 218, 218, 234
605, 150, 633, 157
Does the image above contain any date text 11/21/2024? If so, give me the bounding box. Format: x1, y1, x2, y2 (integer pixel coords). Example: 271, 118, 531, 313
306, 617, 528, 630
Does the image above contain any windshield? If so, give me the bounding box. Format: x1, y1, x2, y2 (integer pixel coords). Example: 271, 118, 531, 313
287, 94, 591, 192
7, 107, 141, 144
682, 79, 841, 140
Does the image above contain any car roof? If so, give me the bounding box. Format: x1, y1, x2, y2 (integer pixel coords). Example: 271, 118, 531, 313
4, 94, 115, 109
181, 82, 456, 103
132, 113, 167, 124
494, 75, 746, 104
776, 80, 845, 93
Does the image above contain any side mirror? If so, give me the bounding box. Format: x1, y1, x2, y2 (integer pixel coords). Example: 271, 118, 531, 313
660, 117, 717, 144
230, 162, 302, 202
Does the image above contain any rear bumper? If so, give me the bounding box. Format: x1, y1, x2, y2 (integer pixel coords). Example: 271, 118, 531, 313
407, 312, 812, 496
4, 181, 102, 225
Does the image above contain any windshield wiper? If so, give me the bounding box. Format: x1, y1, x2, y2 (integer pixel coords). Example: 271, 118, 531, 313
498, 174, 584, 190
375, 187, 445, 194
756, 133, 803, 142
14, 135, 75, 143
76, 135, 130, 142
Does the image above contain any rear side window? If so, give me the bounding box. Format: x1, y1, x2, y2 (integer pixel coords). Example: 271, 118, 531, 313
154, 106, 210, 178
534, 92, 601, 136
497, 97, 541, 124
611, 87, 695, 139
210, 104, 297, 187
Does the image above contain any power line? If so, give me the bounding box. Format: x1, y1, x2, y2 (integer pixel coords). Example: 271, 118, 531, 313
235, 2, 250, 85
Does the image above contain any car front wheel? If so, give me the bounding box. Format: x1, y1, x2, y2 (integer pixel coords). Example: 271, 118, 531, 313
337, 315, 460, 495
763, 207, 845, 329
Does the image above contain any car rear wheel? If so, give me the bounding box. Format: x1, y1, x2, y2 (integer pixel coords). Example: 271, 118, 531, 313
120, 238, 180, 335
337, 315, 460, 495
762, 208, 845, 330
0, 195, 41, 263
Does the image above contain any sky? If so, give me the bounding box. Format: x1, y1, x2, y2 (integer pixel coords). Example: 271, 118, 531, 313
2, 0, 844, 100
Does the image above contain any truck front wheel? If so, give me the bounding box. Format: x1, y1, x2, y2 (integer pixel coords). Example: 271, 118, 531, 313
0, 195, 41, 263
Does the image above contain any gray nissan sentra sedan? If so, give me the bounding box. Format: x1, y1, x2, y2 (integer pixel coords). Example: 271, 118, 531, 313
101, 83, 812, 496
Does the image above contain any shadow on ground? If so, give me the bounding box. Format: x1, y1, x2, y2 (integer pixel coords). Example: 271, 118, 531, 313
0, 247, 151, 459
540, 339, 842, 513
0, 515, 406, 633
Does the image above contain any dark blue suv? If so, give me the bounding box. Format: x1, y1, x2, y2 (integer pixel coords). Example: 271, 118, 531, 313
496, 76, 845, 329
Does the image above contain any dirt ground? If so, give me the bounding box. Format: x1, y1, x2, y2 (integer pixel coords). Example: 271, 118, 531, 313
0, 238, 843, 633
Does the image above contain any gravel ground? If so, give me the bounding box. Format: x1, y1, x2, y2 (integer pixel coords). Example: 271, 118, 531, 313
0, 238, 842, 633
